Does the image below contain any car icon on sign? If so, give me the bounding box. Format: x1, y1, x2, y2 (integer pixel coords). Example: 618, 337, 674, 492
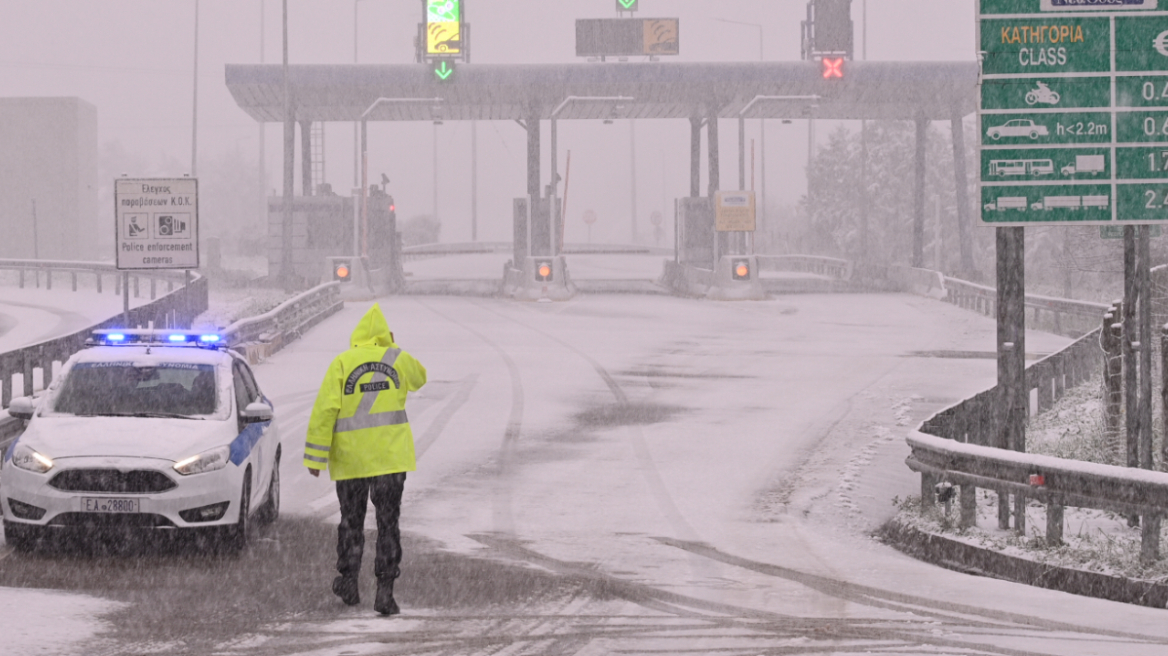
987, 119, 1049, 140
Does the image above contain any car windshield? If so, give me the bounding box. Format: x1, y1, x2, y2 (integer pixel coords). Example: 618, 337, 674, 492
49, 362, 219, 418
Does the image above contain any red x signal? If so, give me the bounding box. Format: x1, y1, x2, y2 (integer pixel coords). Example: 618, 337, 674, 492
822, 58, 844, 79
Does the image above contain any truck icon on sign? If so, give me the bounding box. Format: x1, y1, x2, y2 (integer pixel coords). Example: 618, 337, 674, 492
1061, 155, 1106, 176
984, 197, 1029, 211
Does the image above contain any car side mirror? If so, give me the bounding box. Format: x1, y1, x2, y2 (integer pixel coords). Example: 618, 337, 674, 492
8, 396, 36, 421
241, 401, 273, 424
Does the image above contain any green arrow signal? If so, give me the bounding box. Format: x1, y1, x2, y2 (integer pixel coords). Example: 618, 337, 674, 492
618, 0, 637, 9
434, 60, 454, 81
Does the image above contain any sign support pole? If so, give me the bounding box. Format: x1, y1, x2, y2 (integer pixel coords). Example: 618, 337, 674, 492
1124, 226, 1139, 477
122, 272, 130, 328
1139, 225, 1153, 472
996, 226, 1026, 531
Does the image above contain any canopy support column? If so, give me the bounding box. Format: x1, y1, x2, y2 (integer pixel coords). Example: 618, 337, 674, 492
913, 114, 928, 269
690, 116, 702, 198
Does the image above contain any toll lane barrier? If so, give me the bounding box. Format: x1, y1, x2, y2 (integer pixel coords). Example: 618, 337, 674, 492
504, 256, 577, 301
706, 256, 765, 301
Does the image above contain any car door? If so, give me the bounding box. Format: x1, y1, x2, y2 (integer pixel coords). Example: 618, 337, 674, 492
232, 362, 266, 502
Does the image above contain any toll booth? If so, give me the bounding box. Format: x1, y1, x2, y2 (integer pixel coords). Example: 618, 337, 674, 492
678, 197, 715, 270
267, 194, 402, 289
512, 196, 553, 265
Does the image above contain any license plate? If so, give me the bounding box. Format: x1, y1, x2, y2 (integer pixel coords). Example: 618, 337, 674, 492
81, 497, 140, 513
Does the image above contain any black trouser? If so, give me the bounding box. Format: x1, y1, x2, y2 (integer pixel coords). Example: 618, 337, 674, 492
335, 472, 406, 583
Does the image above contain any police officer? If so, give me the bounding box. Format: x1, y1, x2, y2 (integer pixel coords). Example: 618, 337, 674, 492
304, 304, 427, 615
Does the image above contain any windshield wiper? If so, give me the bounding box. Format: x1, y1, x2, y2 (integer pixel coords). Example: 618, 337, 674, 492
82, 412, 204, 420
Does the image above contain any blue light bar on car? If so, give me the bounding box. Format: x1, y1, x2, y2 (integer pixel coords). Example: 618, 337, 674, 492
89, 329, 227, 349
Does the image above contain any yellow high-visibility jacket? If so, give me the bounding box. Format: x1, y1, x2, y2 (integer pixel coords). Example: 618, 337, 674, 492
304, 304, 427, 480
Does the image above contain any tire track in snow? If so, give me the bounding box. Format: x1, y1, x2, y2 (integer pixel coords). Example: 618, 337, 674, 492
411, 297, 523, 536
467, 298, 699, 543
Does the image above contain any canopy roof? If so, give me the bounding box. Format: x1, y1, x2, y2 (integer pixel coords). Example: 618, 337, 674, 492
225, 61, 978, 123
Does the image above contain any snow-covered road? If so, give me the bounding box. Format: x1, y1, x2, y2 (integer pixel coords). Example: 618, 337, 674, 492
5, 292, 1165, 655
0, 285, 152, 353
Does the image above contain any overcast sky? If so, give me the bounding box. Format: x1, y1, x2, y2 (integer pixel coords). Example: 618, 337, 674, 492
0, 0, 976, 245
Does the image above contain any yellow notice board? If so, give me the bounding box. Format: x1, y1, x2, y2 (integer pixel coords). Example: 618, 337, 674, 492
643, 19, 679, 55
427, 22, 461, 55
715, 191, 756, 232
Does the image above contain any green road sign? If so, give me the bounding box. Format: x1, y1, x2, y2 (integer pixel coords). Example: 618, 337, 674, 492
427, 0, 459, 23
1102, 224, 1162, 239
981, 112, 1112, 146
1116, 146, 1168, 178
1117, 183, 1168, 220
981, 17, 1110, 75
981, 76, 1111, 110
1116, 75, 1168, 107
982, 0, 1159, 14
981, 147, 1111, 181
433, 60, 455, 81
1116, 16, 1168, 72
980, 1, 1168, 226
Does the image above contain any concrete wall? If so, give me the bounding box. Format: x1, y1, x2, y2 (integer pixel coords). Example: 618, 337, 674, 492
0, 98, 99, 260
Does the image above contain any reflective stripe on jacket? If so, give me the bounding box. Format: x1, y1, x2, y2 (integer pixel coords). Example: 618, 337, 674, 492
304, 304, 427, 481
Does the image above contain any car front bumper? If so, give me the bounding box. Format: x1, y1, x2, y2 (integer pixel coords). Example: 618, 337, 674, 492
1, 455, 246, 531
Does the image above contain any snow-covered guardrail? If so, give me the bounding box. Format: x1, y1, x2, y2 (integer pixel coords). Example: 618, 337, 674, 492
0, 258, 188, 299
221, 282, 344, 364
906, 430, 1168, 562
0, 272, 209, 409
756, 255, 852, 280
942, 277, 1108, 338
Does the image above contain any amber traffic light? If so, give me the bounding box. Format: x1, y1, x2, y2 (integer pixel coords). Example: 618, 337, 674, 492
732, 258, 751, 281
334, 260, 352, 283
535, 260, 554, 283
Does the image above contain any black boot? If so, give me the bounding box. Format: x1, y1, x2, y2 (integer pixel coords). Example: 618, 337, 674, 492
332, 576, 360, 606
374, 579, 399, 615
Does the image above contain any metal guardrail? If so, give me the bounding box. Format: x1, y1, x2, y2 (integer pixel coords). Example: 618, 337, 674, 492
222, 282, 344, 361
942, 277, 1108, 338
756, 255, 852, 280
0, 258, 188, 298
907, 429, 1168, 562
902, 278, 1168, 560
0, 271, 209, 409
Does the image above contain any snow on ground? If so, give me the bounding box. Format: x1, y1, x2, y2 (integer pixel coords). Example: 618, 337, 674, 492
0, 583, 124, 655
7, 274, 1166, 653
0, 282, 153, 353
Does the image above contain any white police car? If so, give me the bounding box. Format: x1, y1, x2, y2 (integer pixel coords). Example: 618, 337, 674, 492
1, 330, 280, 551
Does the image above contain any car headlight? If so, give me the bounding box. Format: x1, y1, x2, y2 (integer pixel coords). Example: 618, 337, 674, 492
173, 446, 230, 476
11, 443, 53, 474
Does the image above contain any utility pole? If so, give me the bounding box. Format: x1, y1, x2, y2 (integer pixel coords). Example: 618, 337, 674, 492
471, 121, 478, 241
281, 0, 295, 289
996, 226, 1026, 532
191, 0, 200, 177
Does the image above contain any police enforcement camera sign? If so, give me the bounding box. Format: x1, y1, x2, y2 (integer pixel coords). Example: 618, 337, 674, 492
115, 178, 199, 270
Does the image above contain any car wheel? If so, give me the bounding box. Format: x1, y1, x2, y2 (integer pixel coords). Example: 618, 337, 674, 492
222, 471, 251, 553
990, 131, 1000, 140
3, 521, 42, 553
1029, 130, 1039, 139
257, 449, 281, 525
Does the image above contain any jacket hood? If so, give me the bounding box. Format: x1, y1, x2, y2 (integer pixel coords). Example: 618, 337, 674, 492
351, 304, 394, 349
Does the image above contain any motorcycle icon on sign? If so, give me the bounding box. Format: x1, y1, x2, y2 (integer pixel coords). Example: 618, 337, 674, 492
1025, 81, 1060, 106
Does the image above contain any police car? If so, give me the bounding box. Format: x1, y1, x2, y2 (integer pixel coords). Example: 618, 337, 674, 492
1, 329, 280, 552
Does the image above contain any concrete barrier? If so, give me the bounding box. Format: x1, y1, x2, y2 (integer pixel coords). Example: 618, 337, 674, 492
504, 256, 577, 301
705, 256, 766, 301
